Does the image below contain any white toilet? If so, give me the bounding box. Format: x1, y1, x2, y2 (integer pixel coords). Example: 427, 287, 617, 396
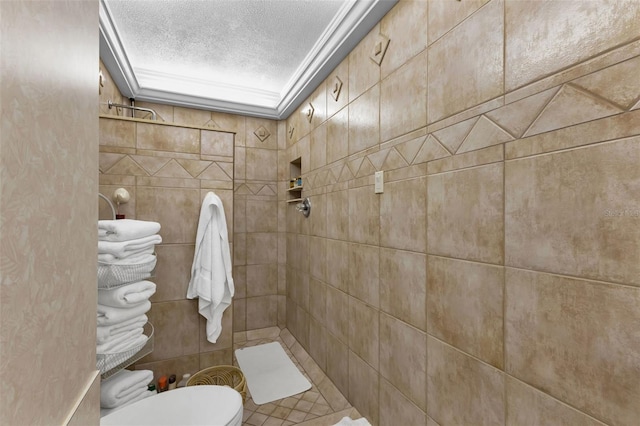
100, 385, 243, 426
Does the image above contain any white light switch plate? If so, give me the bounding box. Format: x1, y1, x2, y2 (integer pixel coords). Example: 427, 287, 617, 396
375, 171, 384, 193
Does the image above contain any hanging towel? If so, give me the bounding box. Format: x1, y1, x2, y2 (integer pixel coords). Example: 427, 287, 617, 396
97, 314, 148, 344
97, 301, 151, 326
187, 192, 234, 343
100, 369, 154, 408
98, 235, 162, 258
98, 280, 156, 308
98, 219, 161, 242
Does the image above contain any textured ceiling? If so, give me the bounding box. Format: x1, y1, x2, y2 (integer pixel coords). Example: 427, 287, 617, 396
100, 0, 398, 118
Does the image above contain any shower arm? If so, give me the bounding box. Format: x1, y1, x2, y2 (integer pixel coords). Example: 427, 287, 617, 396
107, 100, 157, 120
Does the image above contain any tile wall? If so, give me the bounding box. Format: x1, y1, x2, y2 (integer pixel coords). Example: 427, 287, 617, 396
98, 62, 284, 379
284, 1, 640, 425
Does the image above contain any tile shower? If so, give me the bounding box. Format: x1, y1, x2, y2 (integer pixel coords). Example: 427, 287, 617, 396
98, 1, 640, 425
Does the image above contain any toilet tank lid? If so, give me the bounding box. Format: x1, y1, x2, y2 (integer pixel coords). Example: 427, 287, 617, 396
101, 385, 243, 426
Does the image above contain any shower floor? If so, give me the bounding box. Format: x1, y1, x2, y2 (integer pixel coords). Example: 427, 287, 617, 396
233, 327, 362, 426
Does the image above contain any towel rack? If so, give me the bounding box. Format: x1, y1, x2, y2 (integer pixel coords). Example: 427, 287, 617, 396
99, 193, 116, 220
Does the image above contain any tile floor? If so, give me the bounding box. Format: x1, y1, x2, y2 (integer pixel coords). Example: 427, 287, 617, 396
233, 327, 363, 426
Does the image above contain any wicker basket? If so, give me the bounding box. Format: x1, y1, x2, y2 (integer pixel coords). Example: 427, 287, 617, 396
187, 365, 247, 403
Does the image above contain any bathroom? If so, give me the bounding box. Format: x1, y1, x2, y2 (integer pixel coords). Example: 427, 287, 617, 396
1, 0, 639, 425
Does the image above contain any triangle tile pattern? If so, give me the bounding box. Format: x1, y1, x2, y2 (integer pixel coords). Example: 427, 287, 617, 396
412, 135, 450, 164
356, 158, 377, 178
198, 163, 232, 181
432, 116, 479, 154
130, 155, 171, 175
154, 159, 193, 178
257, 185, 277, 196
106, 156, 148, 176
524, 84, 623, 137
316, 170, 329, 187
247, 183, 265, 194
347, 157, 364, 177
632, 99, 640, 111
338, 163, 355, 182
99, 153, 125, 173
367, 149, 389, 171
204, 119, 220, 129
395, 136, 426, 164
572, 56, 640, 110
457, 116, 514, 154
306, 174, 316, 189
486, 87, 559, 138
217, 162, 234, 179
176, 159, 213, 178
382, 148, 409, 170
234, 184, 253, 195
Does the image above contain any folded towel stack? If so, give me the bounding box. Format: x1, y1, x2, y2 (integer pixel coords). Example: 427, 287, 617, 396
100, 369, 155, 416
97, 220, 161, 363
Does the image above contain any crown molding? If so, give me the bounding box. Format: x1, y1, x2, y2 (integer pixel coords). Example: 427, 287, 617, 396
99, 0, 398, 120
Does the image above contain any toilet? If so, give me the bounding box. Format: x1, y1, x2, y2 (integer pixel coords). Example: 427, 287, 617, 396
100, 385, 243, 426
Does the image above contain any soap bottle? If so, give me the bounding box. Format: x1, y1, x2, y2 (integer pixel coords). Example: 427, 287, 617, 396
168, 374, 177, 390
177, 373, 191, 388
157, 376, 168, 392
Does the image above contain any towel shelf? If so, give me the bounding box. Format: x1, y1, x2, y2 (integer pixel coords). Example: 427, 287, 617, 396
98, 255, 157, 289
97, 322, 154, 379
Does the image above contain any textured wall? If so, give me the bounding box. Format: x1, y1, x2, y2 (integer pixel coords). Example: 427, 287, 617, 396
0, 1, 100, 424
284, 1, 640, 425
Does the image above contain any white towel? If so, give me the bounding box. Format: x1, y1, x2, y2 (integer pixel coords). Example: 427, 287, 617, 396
99, 219, 161, 242
96, 327, 144, 353
97, 333, 147, 354
98, 249, 155, 263
97, 301, 151, 326
186, 192, 234, 343
98, 281, 156, 308
100, 390, 155, 417
100, 369, 154, 408
97, 314, 148, 344
333, 417, 371, 426
98, 235, 162, 258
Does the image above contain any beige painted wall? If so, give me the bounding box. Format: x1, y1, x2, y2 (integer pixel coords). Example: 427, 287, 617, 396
0, 1, 100, 424
284, 1, 640, 425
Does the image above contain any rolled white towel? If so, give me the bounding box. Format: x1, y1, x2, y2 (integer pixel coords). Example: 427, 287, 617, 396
97, 333, 147, 354
98, 281, 156, 308
97, 301, 151, 326
97, 314, 147, 344
98, 249, 155, 263
333, 417, 371, 426
100, 390, 155, 417
100, 369, 153, 408
98, 235, 162, 258
99, 219, 161, 242
96, 327, 144, 353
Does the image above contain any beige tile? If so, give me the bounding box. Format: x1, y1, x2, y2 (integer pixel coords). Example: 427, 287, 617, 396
326, 331, 349, 398
505, 268, 640, 425
457, 115, 514, 154
233, 265, 247, 298
246, 199, 277, 233
348, 185, 379, 245
234, 232, 246, 266
246, 233, 279, 265
212, 111, 246, 144
308, 192, 327, 238
380, 0, 428, 78
349, 25, 381, 102
326, 60, 349, 119
348, 85, 380, 155
379, 313, 427, 410
325, 239, 349, 292
505, 138, 640, 285
136, 122, 199, 153
136, 187, 200, 244
326, 287, 349, 343
505, 0, 640, 91
172, 106, 211, 127
142, 300, 199, 362
234, 147, 246, 180
201, 130, 234, 156
348, 351, 379, 425
379, 248, 426, 331
379, 379, 427, 426
506, 377, 607, 426
427, 256, 503, 368
380, 177, 426, 252
326, 189, 349, 240
309, 318, 327, 370
412, 135, 450, 165
246, 148, 278, 181
348, 243, 379, 308
427, 0, 504, 123
309, 81, 328, 130
427, 336, 505, 425
309, 123, 327, 172
233, 298, 246, 332
245, 117, 278, 149
294, 304, 310, 348
309, 237, 326, 282
432, 116, 479, 154
309, 278, 326, 324
151, 244, 195, 302
427, 143, 503, 175
246, 264, 278, 297
573, 55, 640, 111
348, 297, 379, 369
134, 354, 200, 383
427, 0, 491, 45
427, 162, 504, 264
326, 108, 349, 164
134, 101, 173, 123
246, 295, 278, 330
380, 50, 428, 143
99, 118, 135, 148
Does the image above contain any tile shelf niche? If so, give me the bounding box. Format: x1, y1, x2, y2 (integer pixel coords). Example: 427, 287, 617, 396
287, 157, 303, 203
